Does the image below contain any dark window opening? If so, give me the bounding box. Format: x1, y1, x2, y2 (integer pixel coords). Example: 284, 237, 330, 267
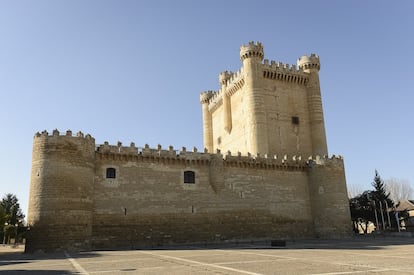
292, 116, 299, 125
106, 167, 116, 179
217, 136, 222, 145
184, 170, 195, 184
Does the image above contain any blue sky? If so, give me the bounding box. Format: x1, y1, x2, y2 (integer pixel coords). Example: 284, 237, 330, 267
1, 0, 413, 215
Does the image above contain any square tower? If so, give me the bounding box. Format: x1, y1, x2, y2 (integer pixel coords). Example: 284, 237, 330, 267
200, 42, 328, 157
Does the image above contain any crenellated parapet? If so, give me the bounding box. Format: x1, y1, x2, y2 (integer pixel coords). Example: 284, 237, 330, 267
224, 151, 304, 170
297, 54, 320, 71
96, 142, 211, 165
94, 137, 342, 170
240, 41, 264, 61
32, 129, 96, 156
200, 91, 214, 104
219, 71, 233, 86
224, 68, 245, 97
262, 59, 309, 85
34, 129, 94, 141
221, 150, 343, 171
308, 154, 344, 167
200, 68, 245, 110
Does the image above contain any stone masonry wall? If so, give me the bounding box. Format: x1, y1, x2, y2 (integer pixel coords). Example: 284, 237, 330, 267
91, 149, 315, 249
307, 156, 351, 238
26, 131, 95, 252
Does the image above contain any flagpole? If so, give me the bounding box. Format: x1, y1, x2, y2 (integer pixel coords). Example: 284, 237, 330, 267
379, 201, 386, 230
373, 200, 380, 231
385, 201, 391, 228
394, 208, 401, 232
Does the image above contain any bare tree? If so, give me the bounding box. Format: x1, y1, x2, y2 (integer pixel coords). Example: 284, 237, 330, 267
385, 178, 413, 204
347, 183, 364, 199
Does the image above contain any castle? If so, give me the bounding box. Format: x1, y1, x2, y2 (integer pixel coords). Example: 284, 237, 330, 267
26, 42, 351, 252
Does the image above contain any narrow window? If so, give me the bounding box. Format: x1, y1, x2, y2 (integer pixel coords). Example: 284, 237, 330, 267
106, 167, 116, 179
217, 136, 222, 145
292, 116, 299, 125
184, 170, 195, 184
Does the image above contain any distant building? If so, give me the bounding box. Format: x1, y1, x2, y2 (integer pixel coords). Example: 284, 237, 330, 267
396, 200, 414, 231
26, 42, 351, 252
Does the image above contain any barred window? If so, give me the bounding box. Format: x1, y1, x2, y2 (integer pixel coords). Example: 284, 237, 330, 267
106, 168, 116, 179
292, 116, 299, 125
184, 170, 195, 184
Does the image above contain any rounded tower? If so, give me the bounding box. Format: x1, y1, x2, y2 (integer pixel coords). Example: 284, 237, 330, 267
200, 92, 214, 153
240, 41, 264, 64
26, 129, 95, 252
297, 54, 328, 156
219, 71, 233, 133
240, 41, 268, 155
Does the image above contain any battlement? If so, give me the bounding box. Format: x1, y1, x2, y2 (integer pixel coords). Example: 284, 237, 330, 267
93, 139, 342, 170
201, 68, 245, 112
297, 54, 320, 71
96, 141, 211, 163
240, 41, 264, 61
200, 90, 214, 104
223, 151, 343, 170
219, 71, 233, 86
262, 59, 309, 85
34, 129, 94, 141
223, 68, 244, 96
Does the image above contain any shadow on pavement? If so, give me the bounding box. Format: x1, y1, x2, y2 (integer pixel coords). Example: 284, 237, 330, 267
0, 271, 73, 275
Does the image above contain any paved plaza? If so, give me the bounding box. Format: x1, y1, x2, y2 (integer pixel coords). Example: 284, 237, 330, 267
1, 237, 413, 274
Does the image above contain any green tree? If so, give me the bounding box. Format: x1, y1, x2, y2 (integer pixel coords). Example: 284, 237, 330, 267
0, 205, 6, 242
1, 193, 25, 244
371, 170, 394, 208
349, 190, 376, 234
1, 193, 25, 225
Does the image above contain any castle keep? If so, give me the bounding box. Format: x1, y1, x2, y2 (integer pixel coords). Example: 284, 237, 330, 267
27, 42, 351, 252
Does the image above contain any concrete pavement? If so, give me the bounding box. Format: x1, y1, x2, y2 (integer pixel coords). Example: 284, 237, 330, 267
1, 237, 413, 274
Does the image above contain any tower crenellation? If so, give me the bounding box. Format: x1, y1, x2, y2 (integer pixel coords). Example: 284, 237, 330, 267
297, 54, 321, 71
34, 129, 94, 142
199, 90, 214, 104
240, 41, 264, 61
219, 71, 233, 87
89, 135, 343, 169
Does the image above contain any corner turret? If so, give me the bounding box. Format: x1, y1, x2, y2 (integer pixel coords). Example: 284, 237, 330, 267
200, 91, 213, 104
297, 54, 320, 72
219, 71, 233, 88
27, 129, 96, 252
200, 91, 214, 153
298, 54, 327, 156
240, 41, 264, 62
219, 71, 234, 134
239, 41, 268, 155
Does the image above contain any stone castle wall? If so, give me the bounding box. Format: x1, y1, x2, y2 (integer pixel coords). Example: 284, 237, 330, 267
27, 130, 350, 252
91, 145, 315, 249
